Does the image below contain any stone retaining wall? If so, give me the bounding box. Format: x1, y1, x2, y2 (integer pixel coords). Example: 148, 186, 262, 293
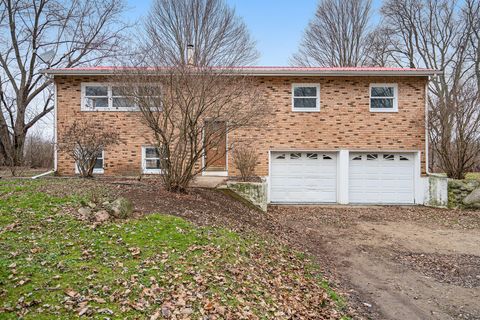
448, 179, 480, 209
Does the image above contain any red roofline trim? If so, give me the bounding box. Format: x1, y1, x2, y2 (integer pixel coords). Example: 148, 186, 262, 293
41, 66, 442, 77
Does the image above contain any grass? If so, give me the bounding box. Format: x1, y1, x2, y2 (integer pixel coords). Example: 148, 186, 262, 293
0, 179, 346, 319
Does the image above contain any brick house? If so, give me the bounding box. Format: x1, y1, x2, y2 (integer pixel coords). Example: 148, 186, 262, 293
44, 66, 441, 205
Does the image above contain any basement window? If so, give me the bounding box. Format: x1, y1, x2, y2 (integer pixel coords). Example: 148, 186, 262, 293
292, 84, 320, 112
75, 150, 104, 174
370, 84, 398, 112
142, 146, 163, 174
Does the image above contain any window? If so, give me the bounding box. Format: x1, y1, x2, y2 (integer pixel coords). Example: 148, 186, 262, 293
322, 155, 333, 160
399, 155, 410, 161
275, 154, 286, 160
306, 153, 318, 159
142, 146, 163, 174
352, 155, 362, 161
81, 83, 160, 111
84, 85, 109, 109
370, 84, 398, 112
290, 153, 301, 159
292, 84, 320, 112
75, 150, 104, 174
383, 154, 395, 161
366, 154, 378, 160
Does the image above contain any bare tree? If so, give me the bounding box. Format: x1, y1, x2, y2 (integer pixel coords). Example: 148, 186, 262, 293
291, 0, 373, 67
115, 0, 266, 193
58, 120, 120, 178
24, 131, 53, 169
0, 0, 128, 174
379, 0, 480, 178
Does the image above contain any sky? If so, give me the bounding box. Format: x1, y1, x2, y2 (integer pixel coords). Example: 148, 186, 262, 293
125, 0, 383, 66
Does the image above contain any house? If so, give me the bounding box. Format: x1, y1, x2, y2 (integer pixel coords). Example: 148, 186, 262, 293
44, 66, 442, 205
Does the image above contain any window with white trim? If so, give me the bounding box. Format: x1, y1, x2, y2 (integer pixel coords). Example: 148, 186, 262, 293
292, 84, 320, 112
369, 84, 398, 112
142, 146, 163, 174
75, 150, 104, 174
81, 83, 161, 111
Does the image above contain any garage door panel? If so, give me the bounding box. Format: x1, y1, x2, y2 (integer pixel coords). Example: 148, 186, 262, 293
349, 152, 415, 204
270, 152, 337, 203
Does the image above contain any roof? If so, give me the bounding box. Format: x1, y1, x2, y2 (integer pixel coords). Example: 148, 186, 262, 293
41, 66, 441, 77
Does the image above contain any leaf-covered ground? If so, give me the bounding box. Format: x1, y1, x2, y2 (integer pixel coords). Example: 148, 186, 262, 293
0, 179, 347, 319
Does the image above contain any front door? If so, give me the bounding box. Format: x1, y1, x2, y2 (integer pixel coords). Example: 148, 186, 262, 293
204, 121, 227, 172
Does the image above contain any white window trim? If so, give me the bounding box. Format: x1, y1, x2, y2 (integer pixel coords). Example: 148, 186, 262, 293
81, 83, 161, 112
142, 146, 162, 174
75, 150, 104, 174
369, 83, 398, 113
291, 83, 320, 112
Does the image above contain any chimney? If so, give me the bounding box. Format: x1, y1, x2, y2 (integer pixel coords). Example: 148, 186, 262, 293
187, 44, 194, 66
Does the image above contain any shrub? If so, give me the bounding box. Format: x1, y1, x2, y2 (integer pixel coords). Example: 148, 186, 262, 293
233, 145, 258, 181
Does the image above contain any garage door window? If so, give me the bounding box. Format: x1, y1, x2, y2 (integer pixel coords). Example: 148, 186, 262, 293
383, 154, 394, 161
290, 153, 301, 159
307, 153, 318, 159
275, 154, 286, 159
367, 154, 378, 160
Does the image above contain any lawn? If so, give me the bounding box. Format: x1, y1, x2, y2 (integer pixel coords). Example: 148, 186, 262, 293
0, 179, 347, 319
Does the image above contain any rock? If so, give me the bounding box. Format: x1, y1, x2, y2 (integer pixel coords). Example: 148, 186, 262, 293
87, 202, 96, 209
107, 197, 133, 218
77, 207, 92, 217
463, 188, 480, 208
94, 210, 110, 223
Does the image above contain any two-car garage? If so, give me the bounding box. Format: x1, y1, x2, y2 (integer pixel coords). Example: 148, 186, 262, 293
269, 151, 416, 204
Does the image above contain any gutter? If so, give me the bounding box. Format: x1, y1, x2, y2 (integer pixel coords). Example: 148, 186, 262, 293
41, 68, 442, 78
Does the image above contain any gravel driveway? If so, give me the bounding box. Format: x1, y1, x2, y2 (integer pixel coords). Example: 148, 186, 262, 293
269, 205, 480, 320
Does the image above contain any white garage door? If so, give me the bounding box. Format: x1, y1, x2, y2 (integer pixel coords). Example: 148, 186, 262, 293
270, 152, 337, 203
349, 152, 415, 204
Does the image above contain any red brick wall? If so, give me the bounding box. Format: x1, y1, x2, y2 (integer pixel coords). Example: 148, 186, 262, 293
55, 75, 427, 176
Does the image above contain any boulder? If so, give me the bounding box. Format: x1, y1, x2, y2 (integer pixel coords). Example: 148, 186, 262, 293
87, 202, 96, 209
107, 197, 133, 218
77, 207, 92, 218
94, 210, 110, 222
463, 188, 480, 209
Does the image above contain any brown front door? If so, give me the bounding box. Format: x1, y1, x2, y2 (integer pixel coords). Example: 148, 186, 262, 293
204, 121, 227, 171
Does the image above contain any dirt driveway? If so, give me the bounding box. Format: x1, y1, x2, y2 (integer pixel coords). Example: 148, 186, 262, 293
104, 180, 480, 319
269, 205, 480, 320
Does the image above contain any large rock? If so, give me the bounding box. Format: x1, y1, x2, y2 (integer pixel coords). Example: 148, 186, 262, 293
463, 188, 480, 209
77, 207, 92, 218
107, 197, 133, 218
94, 210, 110, 222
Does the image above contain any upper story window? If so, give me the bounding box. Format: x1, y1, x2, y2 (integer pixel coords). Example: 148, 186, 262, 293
81, 83, 161, 111
369, 83, 398, 112
292, 83, 320, 112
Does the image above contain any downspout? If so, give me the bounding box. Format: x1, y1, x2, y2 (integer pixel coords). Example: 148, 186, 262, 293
31, 78, 57, 180
53, 79, 58, 172
425, 79, 430, 175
